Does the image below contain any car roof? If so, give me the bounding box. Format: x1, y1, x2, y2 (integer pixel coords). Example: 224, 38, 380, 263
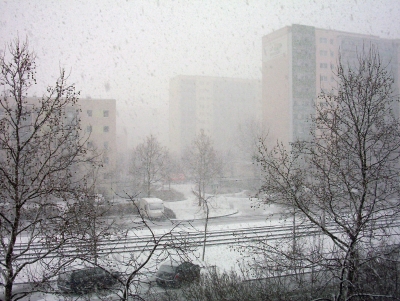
160, 256, 194, 266
160, 260, 180, 267
142, 198, 163, 204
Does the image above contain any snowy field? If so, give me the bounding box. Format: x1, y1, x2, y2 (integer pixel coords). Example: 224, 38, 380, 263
121, 183, 283, 271
162, 184, 279, 270
10, 184, 399, 300
165, 184, 282, 224
6, 184, 283, 300
125, 183, 288, 283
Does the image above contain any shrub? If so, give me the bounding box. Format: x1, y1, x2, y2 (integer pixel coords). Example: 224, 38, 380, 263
152, 189, 185, 201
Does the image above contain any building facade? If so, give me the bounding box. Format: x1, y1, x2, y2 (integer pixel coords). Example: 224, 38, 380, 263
10, 97, 117, 197
78, 98, 117, 193
262, 24, 400, 146
169, 75, 261, 159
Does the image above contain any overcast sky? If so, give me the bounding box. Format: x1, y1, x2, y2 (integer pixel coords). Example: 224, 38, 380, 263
1, 0, 400, 147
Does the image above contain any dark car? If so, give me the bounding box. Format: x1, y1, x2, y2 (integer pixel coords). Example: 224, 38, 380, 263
57, 267, 120, 294
156, 261, 200, 288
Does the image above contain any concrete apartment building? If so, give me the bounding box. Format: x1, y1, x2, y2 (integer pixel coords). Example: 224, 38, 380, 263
79, 98, 117, 193
169, 75, 261, 161
26, 97, 117, 194
262, 24, 400, 147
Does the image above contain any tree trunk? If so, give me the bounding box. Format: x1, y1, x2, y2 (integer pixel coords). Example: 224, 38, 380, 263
198, 183, 202, 206
5, 279, 13, 301
202, 201, 209, 261
147, 172, 151, 197
345, 245, 359, 300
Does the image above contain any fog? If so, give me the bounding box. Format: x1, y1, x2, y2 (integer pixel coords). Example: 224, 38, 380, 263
1, 0, 399, 149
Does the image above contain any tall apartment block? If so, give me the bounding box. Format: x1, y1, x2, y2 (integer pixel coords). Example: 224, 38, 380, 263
11, 97, 117, 196
79, 98, 117, 193
169, 75, 261, 159
262, 24, 400, 146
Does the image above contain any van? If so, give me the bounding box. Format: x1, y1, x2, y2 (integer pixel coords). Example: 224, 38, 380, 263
138, 198, 164, 219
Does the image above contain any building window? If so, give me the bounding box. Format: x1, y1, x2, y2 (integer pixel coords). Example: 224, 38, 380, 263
66, 111, 74, 120
103, 110, 109, 117
330, 50, 334, 57
330, 39, 334, 44
320, 75, 328, 82
104, 157, 109, 164
87, 141, 94, 148
319, 50, 328, 56
65, 110, 77, 125
87, 110, 92, 117
320, 63, 328, 68
103, 126, 109, 132
86, 125, 92, 133
319, 37, 327, 43
104, 141, 109, 149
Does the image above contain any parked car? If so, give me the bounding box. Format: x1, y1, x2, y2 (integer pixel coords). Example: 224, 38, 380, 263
57, 267, 120, 294
156, 260, 200, 288
137, 198, 164, 219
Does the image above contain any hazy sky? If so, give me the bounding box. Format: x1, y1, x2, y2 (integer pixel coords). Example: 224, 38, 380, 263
1, 0, 400, 147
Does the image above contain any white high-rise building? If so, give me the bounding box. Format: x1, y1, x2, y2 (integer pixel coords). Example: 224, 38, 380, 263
262, 24, 400, 146
169, 75, 261, 159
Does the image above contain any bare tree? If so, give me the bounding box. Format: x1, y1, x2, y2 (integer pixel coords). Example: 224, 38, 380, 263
99, 192, 198, 301
0, 38, 99, 301
131, 135, 169, 197
232, 118, 271, 192
183, 130, 222, 206
67, 192, 119, 266
253, 46, 400, 300
181, 130, 222, 271
236, 118, 270, 163
162, 152, 177, 191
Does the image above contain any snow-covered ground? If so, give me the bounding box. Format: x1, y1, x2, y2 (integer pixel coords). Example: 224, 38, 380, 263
160, 184, 283, 271
165, 183, 282, 222
6, 184, 281, 300
10, 184, 400, 300
117, 183, 282, 273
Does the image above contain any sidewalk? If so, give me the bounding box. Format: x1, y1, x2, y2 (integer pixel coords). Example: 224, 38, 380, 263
165, 184, 281, 221
164, 192, 249, 221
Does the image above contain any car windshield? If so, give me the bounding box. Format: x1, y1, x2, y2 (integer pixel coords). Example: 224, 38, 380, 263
58, 272, 71, 280
149, 203, 163, 210
158, 264, 176, 273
